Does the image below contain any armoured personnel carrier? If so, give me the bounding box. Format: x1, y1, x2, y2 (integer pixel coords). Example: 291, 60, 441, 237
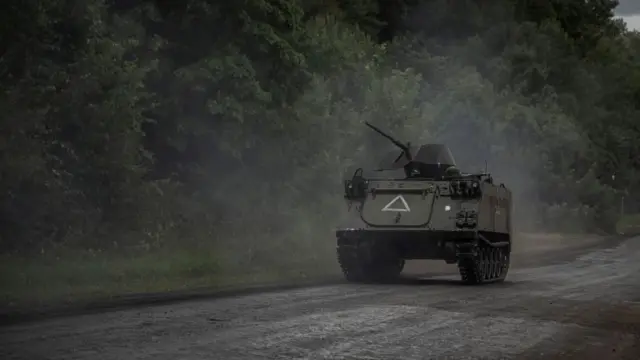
336, 122, 512, 285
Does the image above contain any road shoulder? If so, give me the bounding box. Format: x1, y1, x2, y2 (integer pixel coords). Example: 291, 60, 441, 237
0, 233, 629, 327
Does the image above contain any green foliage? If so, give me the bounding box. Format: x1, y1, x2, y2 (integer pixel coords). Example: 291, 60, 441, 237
616, 213, 640, 236
1, 0, 153, 250
2, 0, 639, 263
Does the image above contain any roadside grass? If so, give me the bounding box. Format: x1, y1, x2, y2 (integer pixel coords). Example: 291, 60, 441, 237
0, 244, 340, 311
616, 213, 640, 236
0, 228, 624, 312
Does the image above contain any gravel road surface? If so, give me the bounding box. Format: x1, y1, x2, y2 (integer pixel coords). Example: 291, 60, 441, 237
2, 235, 640, 359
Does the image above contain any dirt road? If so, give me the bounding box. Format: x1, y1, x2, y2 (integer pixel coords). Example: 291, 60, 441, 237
2, 235, 640, 359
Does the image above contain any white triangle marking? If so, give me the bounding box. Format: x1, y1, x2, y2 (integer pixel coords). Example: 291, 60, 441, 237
381, 195, 411, 212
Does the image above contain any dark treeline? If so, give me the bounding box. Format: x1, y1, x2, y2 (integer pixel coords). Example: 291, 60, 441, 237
2, 0, 639, 256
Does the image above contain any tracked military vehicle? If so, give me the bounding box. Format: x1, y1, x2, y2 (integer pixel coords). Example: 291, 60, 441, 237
336, 122, 512, 285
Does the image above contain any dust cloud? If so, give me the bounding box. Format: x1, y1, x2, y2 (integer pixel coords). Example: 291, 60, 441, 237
208, 8, 596, 277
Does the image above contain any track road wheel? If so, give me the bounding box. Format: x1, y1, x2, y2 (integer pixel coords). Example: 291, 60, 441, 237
495, 246, 511, 282
458, 244, 510, 285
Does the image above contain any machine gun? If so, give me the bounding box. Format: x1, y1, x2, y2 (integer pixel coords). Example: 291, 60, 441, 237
364, 121, 413, 163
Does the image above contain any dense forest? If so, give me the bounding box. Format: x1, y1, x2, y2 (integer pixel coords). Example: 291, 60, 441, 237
2, 0, 640, 262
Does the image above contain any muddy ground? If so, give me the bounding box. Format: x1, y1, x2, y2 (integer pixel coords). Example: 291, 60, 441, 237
1, 234, 639, 359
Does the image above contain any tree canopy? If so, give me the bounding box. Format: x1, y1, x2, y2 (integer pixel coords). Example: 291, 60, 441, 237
2, 0, 639, 254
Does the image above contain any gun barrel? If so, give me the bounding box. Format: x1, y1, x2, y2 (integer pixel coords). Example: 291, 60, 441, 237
364, 121, 409, 152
